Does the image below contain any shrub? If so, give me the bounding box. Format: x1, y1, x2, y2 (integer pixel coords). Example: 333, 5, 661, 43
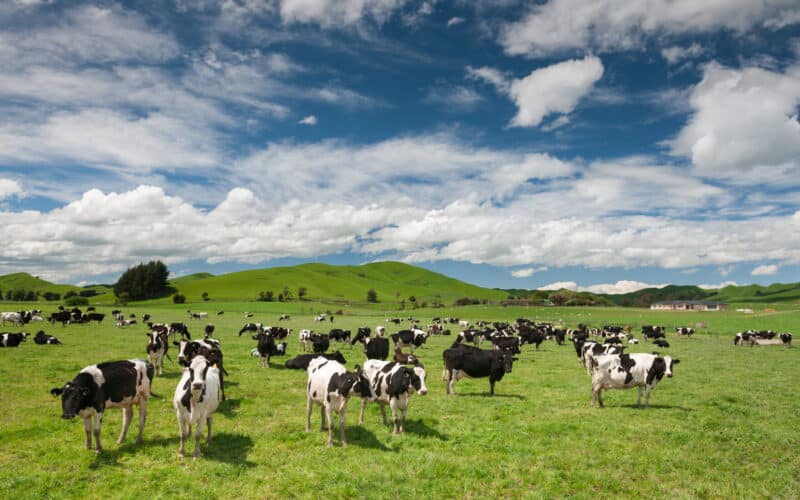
172, 293, 186, 304
65, 296, 89, 306
366, 289, 378, 303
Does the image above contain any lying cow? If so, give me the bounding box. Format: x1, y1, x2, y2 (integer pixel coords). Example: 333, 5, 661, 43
1, 332, 28, 347
50, 359, 154, 452
284, 351, 346, 370
305, 357, 374, 447
173, 355, 221, 459
590, 353, 679, 408
358, 360, 428, 434
442, 344, 516, 396
34, 330, 61, 345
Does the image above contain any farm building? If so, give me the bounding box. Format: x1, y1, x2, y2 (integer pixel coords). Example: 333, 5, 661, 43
650, 300, 728, 312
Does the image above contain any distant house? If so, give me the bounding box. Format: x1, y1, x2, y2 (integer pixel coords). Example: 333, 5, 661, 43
650, 300, 728, 312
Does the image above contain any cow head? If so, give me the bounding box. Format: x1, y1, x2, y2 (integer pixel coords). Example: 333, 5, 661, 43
173, 340, 194, 366
351, 365, 376, 400
664, 356, 680, 378
51, 377, 92, 420
187, 355, 211, 394
411, 365, 428, 395
500, 350, 517, 373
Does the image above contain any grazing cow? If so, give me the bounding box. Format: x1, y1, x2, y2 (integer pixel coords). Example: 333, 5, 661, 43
173, 339, 227, 400
173, 355, 221, 459
204, 324, 215, 339
34, 330, 61, 345
312, 334, 330, 354
146, 331, 169, 376
305, 358, 373, 447
676, 327, 695, 336
442, 345, 517, 396
358, 360, 428, 434
518, 326, 545, 350
653, 339, 670, 348
169, 322, 191, 340
328, 329, 351, 344
85, 313, 105, 324
279, 314, 290, 321
734, 331, 754, 346
238, 323, 263, 336
590, 353, 679, 408
299, 329, 313, 352
386, 317, 401, 325
142, 314, 151, 323
393, 346, 420, 365
642, 325, 666, 340
574, 338, 625, 375
780, 332, 793, 346
492, 336, 521, 354
47, 311, 69, 326
390, 329, 426, 352
253, 331, 287, 367
363, 337, 390, 360
1, 332, 28, 347
285, 351, 346, 369
50, 359, 153, 452
268, 326, 291, 340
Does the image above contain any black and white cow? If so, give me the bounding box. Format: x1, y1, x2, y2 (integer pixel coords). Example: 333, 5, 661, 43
442, 344, 517, 396
390, 329, 427, 352
238, 322, 263, 336
653, 339, 670, 348
146, 330, 169, 375
1, 332, 28, 347
491, 336, 521, 354
173, 355, 221, 459
573, 337, 625, 375
50, 359, 154, 452
305, 357, 374, 447
590, 353, 679, 408
284, 351, 346, 369
253, 331, 287, 367
358, 360, 428, 434
34, 330, 61, 345
169, 322, 191, 340
328, 329, 351, 345
204, 324, 215, 339
278, 314, 290, 321
780, 332, 793, 346
642, 325, 666, 340
49, 311, 72, 326
174, 339, 227, 400
676, 327, 695, 336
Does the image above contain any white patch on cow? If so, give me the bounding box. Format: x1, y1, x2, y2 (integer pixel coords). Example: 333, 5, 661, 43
80, 364, 105, 387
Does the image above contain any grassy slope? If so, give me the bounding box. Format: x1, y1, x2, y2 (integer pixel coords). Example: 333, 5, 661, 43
0, 272, 112, 297
0, 302, 797, 498
168, 262, 508, 304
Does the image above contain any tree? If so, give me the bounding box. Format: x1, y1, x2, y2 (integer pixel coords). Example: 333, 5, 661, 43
65, 296, 89, 306
257, 291, 274, 302
282, 286, 292, 301
172, 293, 186, 304
367, 288, 378, 303
298, 287, 307, 301
202, 291, 209, 301
117, 292, 130, 306
114, 260, 170, 301
42, 291, 60, 301
64, 290, 77, 299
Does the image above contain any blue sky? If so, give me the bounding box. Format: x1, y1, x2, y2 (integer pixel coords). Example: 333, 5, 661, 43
1, 0, 800, 293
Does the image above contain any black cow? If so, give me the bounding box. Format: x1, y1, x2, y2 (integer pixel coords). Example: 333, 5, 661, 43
269, 327, 291, 340
364, 337, 390, 360
312, 334, 330, 354
239, 322, 263, 336
85, 313, 105, 324
653, 339, 670, 348
351, 328, 371, 345
50, 359, 154, 452
642, 325, 666, 340
518, 327, 545, 350
329, 329, 351, 344
491, 336, 521, 354
780, 332, 793, 346
204, 324, 215, 338
1, 332, 28, 347
284, 351, 346, 369
34, 330, 61, 344
254, 332, 287, 367
49, 311, 71, 326
442, 345, 516, 396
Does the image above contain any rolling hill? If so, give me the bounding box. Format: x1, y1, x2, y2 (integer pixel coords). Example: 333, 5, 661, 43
0, 273, 112, 299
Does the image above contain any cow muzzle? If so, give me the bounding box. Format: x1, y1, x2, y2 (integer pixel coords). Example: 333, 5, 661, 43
192, 382, 205, 391
418, 389, 428, 396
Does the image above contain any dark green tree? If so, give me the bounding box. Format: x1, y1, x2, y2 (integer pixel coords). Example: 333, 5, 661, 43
172, 293, 186, 304
114, 260, 170, 301
366, 288, 378, 303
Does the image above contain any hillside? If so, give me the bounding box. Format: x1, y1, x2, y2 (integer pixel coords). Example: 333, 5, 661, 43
169, 261, 508, 304
0, 273, 112, 300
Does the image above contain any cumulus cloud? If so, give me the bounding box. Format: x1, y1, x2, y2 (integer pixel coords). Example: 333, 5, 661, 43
671, 62, 800, 172
511, 267, 547, 278
538, 281, 577, 291
500, 0, 800, 57
752, 264, 779, 276
538, 280, 665, 294
698, 281, 739, 290
279, 0, 409, 27
0, 179, 24, 200
298, 115, 318, 125
467, 56, 603, 128
661, 43, 707, 65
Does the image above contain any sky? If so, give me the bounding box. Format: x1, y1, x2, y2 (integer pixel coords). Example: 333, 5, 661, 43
1, 0, 800, 293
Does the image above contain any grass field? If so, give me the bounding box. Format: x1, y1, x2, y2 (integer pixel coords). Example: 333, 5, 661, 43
1, 302, 798, 498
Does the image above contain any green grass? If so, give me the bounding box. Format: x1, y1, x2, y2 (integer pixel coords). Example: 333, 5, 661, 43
1, 302, 798, 498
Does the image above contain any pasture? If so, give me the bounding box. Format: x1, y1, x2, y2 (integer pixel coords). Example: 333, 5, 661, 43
1, 302, 798, 498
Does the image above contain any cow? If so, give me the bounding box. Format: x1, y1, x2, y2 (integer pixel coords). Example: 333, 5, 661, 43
358, 360, 428, 434
311, 334, 330, 354
391, 329, 426, 352
34, 330, 61, 345
315, 314, 326, 322
305, 357, 374, 447
780, 332, 793, 346
50, 359, 153, 453
329, 329, 351, 344
574, 338, 625, 375
642, 325, 666, 340
628, 338, 640, 345
267, 326, 291, 340
173, 339, 227, 400
173, 355, 221, 459
1, 312, 23, 325
393, 346, 420, 365
239, 323, 263, 336
734, 331, 754, 346
653, 339, 670, 348
146, 330, 169, 376
518, 327, 545, 350
285, 351, 346, 369
299, 329, 313, 352
142, 314, 151, 323
363, 337, 390, 360
590, 353, 679, 408
374, 326, 385, 337
442, 345, 517, 396
188, 311, 208, 320
169, 322, 191, 340
1, 332, 28, 347
85, 313, 105, 324
279, 314, 291, 321
253, 331, 287, 367
676, 327, 695, 336
491, 336, 521, 354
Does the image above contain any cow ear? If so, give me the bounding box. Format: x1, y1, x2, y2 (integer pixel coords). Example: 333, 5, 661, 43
672, 359, 680, 364
50, 387, 63, 396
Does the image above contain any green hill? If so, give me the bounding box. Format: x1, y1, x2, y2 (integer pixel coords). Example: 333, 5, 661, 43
0, 272, 112, 300
169, 261, 508, 304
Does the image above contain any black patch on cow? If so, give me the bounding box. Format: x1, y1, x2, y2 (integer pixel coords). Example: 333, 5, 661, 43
380, 362, 397, 373
646, 357, 667, 385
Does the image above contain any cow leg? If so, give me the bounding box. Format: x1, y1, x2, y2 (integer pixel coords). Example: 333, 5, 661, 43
219, 372, 226, 401
206, 415, 213, 445
305, 397, 313, 432
118, 405, 132, 443
644, 385, 652, 408
389, 398, 400, 435
320, 405, 327, 432
338, 402, 348, 447
193, 422, 202, 459
399, 405, 408, 434
136, 397, 147, 445
489, 379, 495, 396
637, 386, 644, 408
325, 405, 334, 447
358, 398, 367, 425
93, 413, 104, 453
177, 413, 188, 458
83, 416, 93, 450
379, 402, 389, 426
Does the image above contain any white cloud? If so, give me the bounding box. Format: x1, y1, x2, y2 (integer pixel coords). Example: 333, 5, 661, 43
500, 0, 800, 57
279, 0, 409, 27
581, 280, 667, 294
511, 266, 547, 278
538, 281, 577, 291
670, 62, 800, 172
752, 264, 779, 276
661, 43, 707, 65
467, 57, 604, 128
0, 179, 24, 200
298, 115, 318, 125
424, 85, 483, 109
446, 16, 465, 27
698, 281, 739, 290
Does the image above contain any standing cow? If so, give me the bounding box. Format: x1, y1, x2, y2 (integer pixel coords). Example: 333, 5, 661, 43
173, 355, 221, 459
590, 353, 679, 408
358, 360, 428, 435
50, 359, 154, 452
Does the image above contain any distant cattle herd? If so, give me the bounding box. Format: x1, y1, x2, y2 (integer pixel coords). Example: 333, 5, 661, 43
1, 307, 794, 455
